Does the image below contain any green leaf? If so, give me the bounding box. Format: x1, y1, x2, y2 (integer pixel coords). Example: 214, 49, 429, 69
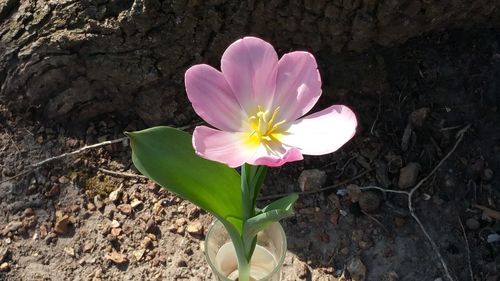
260, 193, 298, 213
127, 126, 243, 232
242, 193, 298, 248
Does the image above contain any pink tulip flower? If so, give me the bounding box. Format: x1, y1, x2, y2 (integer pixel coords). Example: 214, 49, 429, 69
185, 37, 357, 168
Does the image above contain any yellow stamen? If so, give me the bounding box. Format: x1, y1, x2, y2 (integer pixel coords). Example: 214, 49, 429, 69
246, 106, 286, 147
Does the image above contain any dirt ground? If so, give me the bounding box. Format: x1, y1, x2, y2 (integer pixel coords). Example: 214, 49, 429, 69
0, 28, 499, 281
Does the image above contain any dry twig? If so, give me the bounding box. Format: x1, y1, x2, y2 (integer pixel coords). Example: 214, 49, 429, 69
97, 168, 148, 179
361, 124, 470, 281
0, 122, 202, 185
257, 168, 375, 201
1, 137, 128, 184
458, 216, 474, 281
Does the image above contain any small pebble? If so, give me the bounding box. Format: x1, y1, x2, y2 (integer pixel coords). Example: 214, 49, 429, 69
398, 162, 420, 189
23, 208, 35, 216
54, 215, 70, 235
359, 191, 381, 213
481, 168, 494, 182
144, 219, 157, 234
94, 196, 104, 210
64, 247, 75, 257
409, 107, 430, 127
105, 251, 128, 264
108, 188, 122, 203
110, 220, 120, 228
347, 257, 366, 281
117, 204, 132, 215
465, 218, 480, 230
298, 169, 327, 192
0, 262, 10, 272
130, 199, 143, 208
176, 259, 187, 267
0, 248, 9, 263
186, 221, 203, 235
110, 228, 122, 237
87, 203, 96, 211
133, 249, 145, 261
294, 260, 309, 279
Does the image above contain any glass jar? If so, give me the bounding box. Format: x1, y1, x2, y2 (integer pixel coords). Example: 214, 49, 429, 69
204, 220, 287, 281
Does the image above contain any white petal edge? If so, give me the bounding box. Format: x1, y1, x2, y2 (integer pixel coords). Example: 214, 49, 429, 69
280, 105, 357, 155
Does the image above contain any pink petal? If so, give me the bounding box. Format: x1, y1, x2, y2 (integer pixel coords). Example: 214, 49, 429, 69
273, 51, 322, 122
193, 126, 256, 168
193, 126, 303, 168
251, 145, 303, 167
280, 105, 357, 155
221, 37, 278, 113
185, 64, 245, 131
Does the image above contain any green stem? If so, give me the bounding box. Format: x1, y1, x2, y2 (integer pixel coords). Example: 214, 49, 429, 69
221, 220, 251, 281
238, 164, 269, 280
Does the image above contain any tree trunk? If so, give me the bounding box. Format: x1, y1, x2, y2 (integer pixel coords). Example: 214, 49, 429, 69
1, 0, 499, 125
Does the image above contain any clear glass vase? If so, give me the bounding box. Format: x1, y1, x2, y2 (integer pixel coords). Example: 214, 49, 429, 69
204, 220, 287, 281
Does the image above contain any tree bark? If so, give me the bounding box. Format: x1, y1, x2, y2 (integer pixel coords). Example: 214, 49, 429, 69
1, 0, 499, 125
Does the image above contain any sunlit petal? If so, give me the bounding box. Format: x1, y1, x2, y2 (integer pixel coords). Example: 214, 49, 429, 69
185, 64, 245, 131
193, 126, 256, 168
273, 51, 322, 121
221, 37, 278, 113
280, 105, 357, 155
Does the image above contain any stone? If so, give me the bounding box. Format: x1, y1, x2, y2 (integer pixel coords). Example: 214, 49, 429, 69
394, 217, 406, 227
83, 241, 94, 252
358, 191, 381, 213
465, 218, 480, 230
329, 213, 340, 225
347, 257, 366, 281
105, 251, 128, 264
117, 204, 132, 215
0, 248, 9, 263
108, 188, 122, 203
186, 221, 203, 235
23, 208, 35, 216
58, 176, 70, 184
110, 220, 120, 228
383, 271, 399, 281
111, 228, 122, 236
294, 260, 309, 279
2, 221, 23, 235
130, 199, 143, 208
39, 225, 48, 238
93, 195, 104, 210
298, 169, 327, 192
0, 262, 10, 272
64, 246, 75, 257
144, 219, 157, 234
141, 236, 153, 249
327, 193, 341, 212
409, 107, 430, 127
482, 168, 494, 181
347, 184, 362, 203
358, 240, 373, 250
176, 258, 188, 267
54, 215, 70, 235
133, 249, 145, 261
468, 158, 485, 178
87, 203, 96, 211
45, 232, 57, 244
398, 162, 420, 189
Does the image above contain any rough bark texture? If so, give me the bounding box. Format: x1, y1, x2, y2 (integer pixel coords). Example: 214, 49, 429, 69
1, 0, 499, 125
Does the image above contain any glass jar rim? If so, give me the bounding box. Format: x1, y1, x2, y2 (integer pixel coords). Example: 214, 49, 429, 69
204, 219, 287, 281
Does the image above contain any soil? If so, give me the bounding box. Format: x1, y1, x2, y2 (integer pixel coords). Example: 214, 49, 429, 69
0, 28, 499, 281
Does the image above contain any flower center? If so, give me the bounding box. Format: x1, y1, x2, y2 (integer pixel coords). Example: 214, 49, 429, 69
247, 106, 286, 146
